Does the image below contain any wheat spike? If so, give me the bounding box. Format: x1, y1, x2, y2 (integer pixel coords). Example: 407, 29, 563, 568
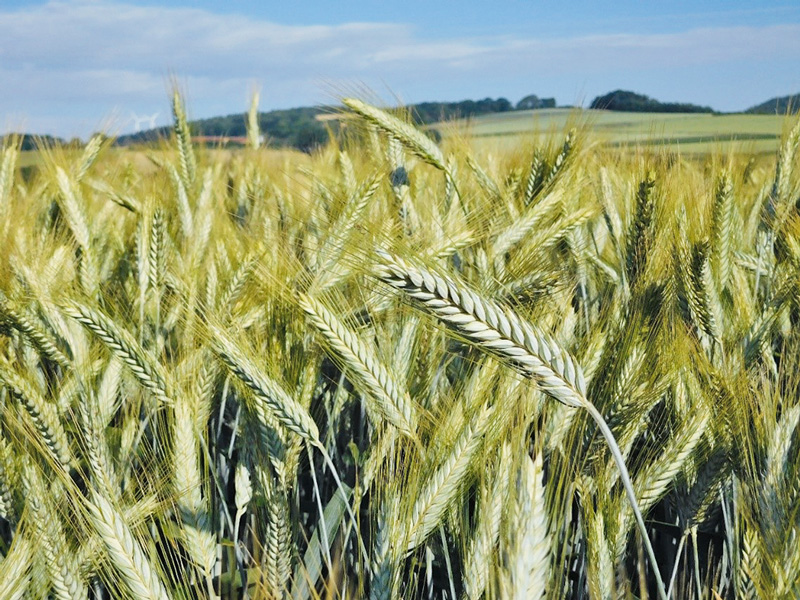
64, 302, 171, 405
369, 504, 397, 600
247, 90, 261, 150
25, 467, 88, 600
0, 434, 17, 525
0, 293, 70, 368
87, 491, 173, 600
173, 395, 216, 575
375, 250, 587, 408
463, 443, 511, 599
172, 88, 196, 189
0, 357, 73, 468
343, 98, 448, 173
405, 406, 490, 551
711, 170, 735, 288
300, 294, 418, 440
507, 452, 550, 600
0, 534, 32, 600
209, 322, 320, 444
76, 134, 103, 182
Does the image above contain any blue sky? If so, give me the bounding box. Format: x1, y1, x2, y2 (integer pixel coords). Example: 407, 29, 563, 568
2, 0, 799, 139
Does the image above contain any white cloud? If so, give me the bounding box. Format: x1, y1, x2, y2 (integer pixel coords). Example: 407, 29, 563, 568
1, 0, 799, 137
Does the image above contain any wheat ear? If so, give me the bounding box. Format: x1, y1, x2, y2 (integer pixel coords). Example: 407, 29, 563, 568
0, 292, 70, 368
376, 250, 669, 600
247, 90, 261, 150
55, 167, 98, 295
173, 395, 216, 576
300, 294, 418, 440
375, 250, 586, 408
0, 534, 32, 600
342, 98, 448, 173
209, 323, 320, 444
211, 326, 369, 565
64, 302, 171, 405
172, 88, 196, 189
463, 442, 511, 599
0, 434, 17, 526
711, 170, 735, 288
75, 133, 103, 182
25, 467, 88, 600
87, 491, 173, 600
0, 358, 73, 468
0, 138, 19, 213
508, 452, 550, 600
405, 405, 491, 552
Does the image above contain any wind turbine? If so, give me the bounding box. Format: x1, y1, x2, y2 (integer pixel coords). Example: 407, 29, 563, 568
130, 112, 159, 133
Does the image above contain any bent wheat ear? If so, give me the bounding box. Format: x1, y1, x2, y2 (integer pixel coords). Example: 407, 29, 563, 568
209, 323, 320, 444
375, 250, 586, 408
342, 98, 447, 173
300, 294, 418, 440
375, 250, 669, 600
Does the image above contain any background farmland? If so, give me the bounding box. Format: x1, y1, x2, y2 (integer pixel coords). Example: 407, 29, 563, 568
433, 109, 788, 154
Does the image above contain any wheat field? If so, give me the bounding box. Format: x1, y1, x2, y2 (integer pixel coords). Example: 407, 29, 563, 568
0, 91, 799, 599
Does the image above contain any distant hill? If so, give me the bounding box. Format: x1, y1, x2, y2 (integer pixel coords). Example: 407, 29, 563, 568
408, 97, 514, 123
116, 95, 544, 152
589, 90, 713, 113
745, 94, 800, 115
117, 106, 329, 152
0, 133, 68, 150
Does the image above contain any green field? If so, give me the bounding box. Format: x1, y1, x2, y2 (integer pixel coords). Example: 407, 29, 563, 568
435, 108, 788, 154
